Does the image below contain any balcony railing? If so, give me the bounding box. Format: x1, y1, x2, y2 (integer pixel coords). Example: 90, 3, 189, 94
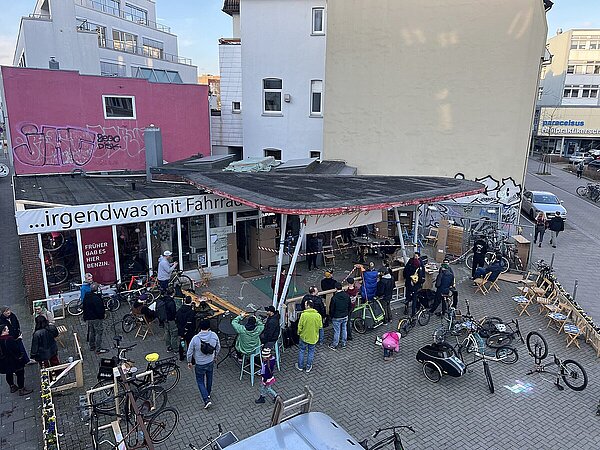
28, 13, 51, 20
101, 38, 193, 66
76, 0, 171, 33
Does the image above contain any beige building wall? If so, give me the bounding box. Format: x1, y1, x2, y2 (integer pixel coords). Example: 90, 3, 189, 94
324, 0, 548, 193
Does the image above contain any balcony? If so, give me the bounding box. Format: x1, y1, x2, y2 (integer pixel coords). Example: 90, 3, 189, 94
27, 13, 51, 20
103, 38, 193, 66
75, 0, 172, 34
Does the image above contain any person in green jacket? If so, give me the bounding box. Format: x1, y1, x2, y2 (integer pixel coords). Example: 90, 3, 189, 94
232, 313, 265, 360
295, 300, 323, 373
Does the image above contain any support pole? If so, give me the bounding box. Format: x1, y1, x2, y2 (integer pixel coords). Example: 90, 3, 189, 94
413, 206, 420, 249
277, 220, 307, 312
394, 208, 408, 263
272, 214, 288, 307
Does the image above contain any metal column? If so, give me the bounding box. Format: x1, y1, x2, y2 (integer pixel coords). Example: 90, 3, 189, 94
272, 214, 288, 307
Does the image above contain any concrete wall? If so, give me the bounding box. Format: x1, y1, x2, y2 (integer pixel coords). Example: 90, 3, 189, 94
323, 0, 548, 201
213, 42, 243, 147
241, 0, 325, 160
1, 66, 210, 175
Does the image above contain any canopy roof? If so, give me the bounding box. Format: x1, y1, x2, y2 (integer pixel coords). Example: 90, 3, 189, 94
179, 171, 484, 215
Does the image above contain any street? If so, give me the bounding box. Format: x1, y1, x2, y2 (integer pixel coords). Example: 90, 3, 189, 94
522, 157, 600, 320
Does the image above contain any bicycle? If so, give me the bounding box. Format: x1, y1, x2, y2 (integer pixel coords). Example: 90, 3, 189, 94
67, 284, 121, 316
90, 337, 180, 407
526, 331, 588, 391
397, 302, 430, 337
359, 425, 415, 450
485, 319, 524, 348
188, 424, 239, 450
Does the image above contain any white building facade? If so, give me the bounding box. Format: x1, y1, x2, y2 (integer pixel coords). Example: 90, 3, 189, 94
13, 0, 197, 83
239, 0, 326, 161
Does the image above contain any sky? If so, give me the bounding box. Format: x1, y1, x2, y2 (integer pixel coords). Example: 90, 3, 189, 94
0, 0, 598, 75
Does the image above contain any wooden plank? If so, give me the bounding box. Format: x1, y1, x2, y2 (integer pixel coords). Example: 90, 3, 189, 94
202, 291, 245, 316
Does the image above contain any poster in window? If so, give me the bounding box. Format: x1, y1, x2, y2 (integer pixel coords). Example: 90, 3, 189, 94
210, 226, 232, 263
80, 226, 117, 284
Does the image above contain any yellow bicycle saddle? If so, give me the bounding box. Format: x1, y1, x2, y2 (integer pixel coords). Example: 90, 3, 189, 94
145, 353, 160, 363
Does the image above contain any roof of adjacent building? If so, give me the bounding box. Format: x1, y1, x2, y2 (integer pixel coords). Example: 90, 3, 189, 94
178, 171, 484, 214
223, 0, 240, 16
14, 174, 201, 207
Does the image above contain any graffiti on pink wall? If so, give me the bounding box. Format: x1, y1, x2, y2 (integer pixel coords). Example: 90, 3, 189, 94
13, 123, 145, 168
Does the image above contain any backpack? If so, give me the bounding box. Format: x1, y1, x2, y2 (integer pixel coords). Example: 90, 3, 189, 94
381, 332, 400, 351
200, 339, 216, 355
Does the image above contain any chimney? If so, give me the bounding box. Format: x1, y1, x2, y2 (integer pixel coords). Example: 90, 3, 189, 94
144, 125, 163, 182
49, 57, 59, 69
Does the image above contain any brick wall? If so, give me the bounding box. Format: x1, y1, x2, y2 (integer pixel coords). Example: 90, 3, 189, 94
19, 234, 45, 309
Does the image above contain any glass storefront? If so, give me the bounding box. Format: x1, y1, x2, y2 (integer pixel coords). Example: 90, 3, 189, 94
41, 231, 81, 295
149, 219, 179, 271
181, 216, 208, 269
209, 213, 233, 267
116, 223, 148, 280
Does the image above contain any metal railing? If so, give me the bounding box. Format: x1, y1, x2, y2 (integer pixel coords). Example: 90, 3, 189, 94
28, 13, 51, 20
102, 38, 193, 66
76, 0, 171, 33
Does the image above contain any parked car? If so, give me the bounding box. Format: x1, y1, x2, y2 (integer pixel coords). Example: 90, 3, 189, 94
588, 160, 600, 170
568, 154, 594, 164
521, 190, 567, 220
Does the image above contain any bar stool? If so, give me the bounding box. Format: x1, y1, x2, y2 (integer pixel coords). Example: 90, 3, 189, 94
240, 345, 262, 386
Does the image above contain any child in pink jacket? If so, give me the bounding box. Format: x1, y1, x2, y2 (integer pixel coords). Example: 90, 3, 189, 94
381, 331, 401, 361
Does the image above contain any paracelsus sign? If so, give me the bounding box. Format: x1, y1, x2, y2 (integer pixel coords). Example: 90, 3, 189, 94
15, 194, 252, 235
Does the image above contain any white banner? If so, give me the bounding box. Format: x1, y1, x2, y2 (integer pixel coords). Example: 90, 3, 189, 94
303, 210, 383, 234
16, 195, 252, 235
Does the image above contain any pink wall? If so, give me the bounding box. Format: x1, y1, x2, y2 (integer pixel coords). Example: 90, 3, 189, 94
1, 67, 210, 175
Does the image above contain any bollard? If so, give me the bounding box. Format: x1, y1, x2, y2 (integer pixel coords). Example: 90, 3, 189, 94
573, 279, 578, 301
550, 253, 555, 269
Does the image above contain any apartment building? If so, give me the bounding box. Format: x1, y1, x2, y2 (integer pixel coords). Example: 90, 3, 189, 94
536, 29, 600, 155
13, 0, 197, 83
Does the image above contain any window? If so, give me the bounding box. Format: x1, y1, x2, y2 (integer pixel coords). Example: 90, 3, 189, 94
133, 67, 182, 84
116, 223, 148, 279
41, 231, 81, 295
93, 0, 120, 15
575, 65, 585, 74
100, 61, 126, 77
112, 29, 137, 53
181, 217, 207, 269
150, 219, 179, 272
567, 65, 575, 74
263, 78, 282, 114
264, 148, 282, 160
312, 7, 325, 35
142, 37, 163, 59
590, 40, 600, 50
310, 80, 323, 116
232, 101, 241, 113
103, 95, 136, 119
563, 88, 580, 98
582, 87, 599, 98
124, 3, 147, 25
310, 151, 321, 159
537, 86, 543, 101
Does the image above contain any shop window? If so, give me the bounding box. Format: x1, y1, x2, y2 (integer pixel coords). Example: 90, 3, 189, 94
150, 219, 179, 272
209, 213, 233, 267
117, 223, 148, 280
181, 216, 208, 269
41, 231, 81, 295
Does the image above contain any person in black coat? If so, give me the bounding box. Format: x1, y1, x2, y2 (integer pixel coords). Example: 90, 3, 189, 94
0, 325, 32, 396
328, 283, 352, 349
176, 296, 197, 361
548, 212, 565, 248
376, 268, 395, 323
30, 315, 59, 368
430, 262, 455, 315
0, 306, 31, 364
306, 234, 319, 271
260, 306, 281, 347
471, 237, 488, 279
161, 288, 179, 352
320, 271, 337, 292
403, 252, 425, 317
82, 284, 107, 354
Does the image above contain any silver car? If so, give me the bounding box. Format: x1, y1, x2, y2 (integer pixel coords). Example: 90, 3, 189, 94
521, 190, 567, 220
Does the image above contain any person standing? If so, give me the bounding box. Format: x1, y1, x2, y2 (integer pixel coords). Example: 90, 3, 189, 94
176, 296, 196, 361
255, 347, 278, 404
30, 316, 59, 369
376, 268, 394, 324
345, 277, 360, 341
33, 302, 55, 325
80, 273, 93, 301
320, 270, 337, 292
301, 286, 326, 344
187, 319, 220, 409
576, 161, 584, 178
260, 306, 281, 348
548, 212, 565, 248
328, 283, 352, 350
0, 306, 32, 365
0, 325, 33, 396
82, 283, 107, 354
306, 234, 319, 271
533, 212, 548, 248
430, 261, 455, 316
296, 299, 323, 372
403, 252, 425, 317
161, 288, 178, 352
471, 237, 488, 279
157, 250, 178, 292
231, 313, 264, 360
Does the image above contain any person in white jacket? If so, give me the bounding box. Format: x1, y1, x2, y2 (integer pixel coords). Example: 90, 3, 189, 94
157, 250, 177, 292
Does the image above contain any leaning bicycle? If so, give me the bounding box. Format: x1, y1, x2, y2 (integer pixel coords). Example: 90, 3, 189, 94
359, 425, 415, 450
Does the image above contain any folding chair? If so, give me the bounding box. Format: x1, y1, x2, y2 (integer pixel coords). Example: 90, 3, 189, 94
546, 304, 570, 333
322, 245, 336, 267
564, 317, 584, 349
135, 315, 155, 340
537, 289, 558, 314
334, 235, 351, 259
473, 272, 492, 295
196, 267, 212, 289
488, 274, 501, 293
55, 325, 68, 348
513, 294, 533, 316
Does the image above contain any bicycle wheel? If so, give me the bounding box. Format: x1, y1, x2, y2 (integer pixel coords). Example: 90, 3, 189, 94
479, 317, 503, 338
135, 385, 168, 417
465, 253, 474, 270
486, 333, 513, 348
145, 407, 179, 444
417, 309, 431, 326
90, 379, 127, 412
483, 361, 495, 394
172, 274, 193, 292
153, 362, 180, 392
353, 318, 367, 334
397, 319, 412, 337
576, 186, 588, 196
561, 359, 588, 391
41, 233, 64, 251
495, 346, 518, 364
46, 264, 69, 286
106, 295, 121, 312
67, 298, 84, 316
526, 331, 548, 360
463, 335, 477, 354
422, 361, 442, 383
122, 314, 137, 333
500, 256, 510, 274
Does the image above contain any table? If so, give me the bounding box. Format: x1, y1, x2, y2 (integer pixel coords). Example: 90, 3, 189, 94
216, 316, 239, 367
352, 237, 386, 263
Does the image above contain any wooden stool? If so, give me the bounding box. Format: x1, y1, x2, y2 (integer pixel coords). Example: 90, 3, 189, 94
56, 325, 68, 348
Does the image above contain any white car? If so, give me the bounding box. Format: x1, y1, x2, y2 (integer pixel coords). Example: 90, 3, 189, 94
521, 190, 567, 220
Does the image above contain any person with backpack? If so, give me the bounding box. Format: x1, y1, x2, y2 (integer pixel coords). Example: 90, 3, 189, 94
30, 316, 59, 369
301, 286, 326, 344
0, 325, 33, 396
429, 261, 455, 316
187, 319, 220, 409
255, 347, 278, 404
176, 296, 196, 361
